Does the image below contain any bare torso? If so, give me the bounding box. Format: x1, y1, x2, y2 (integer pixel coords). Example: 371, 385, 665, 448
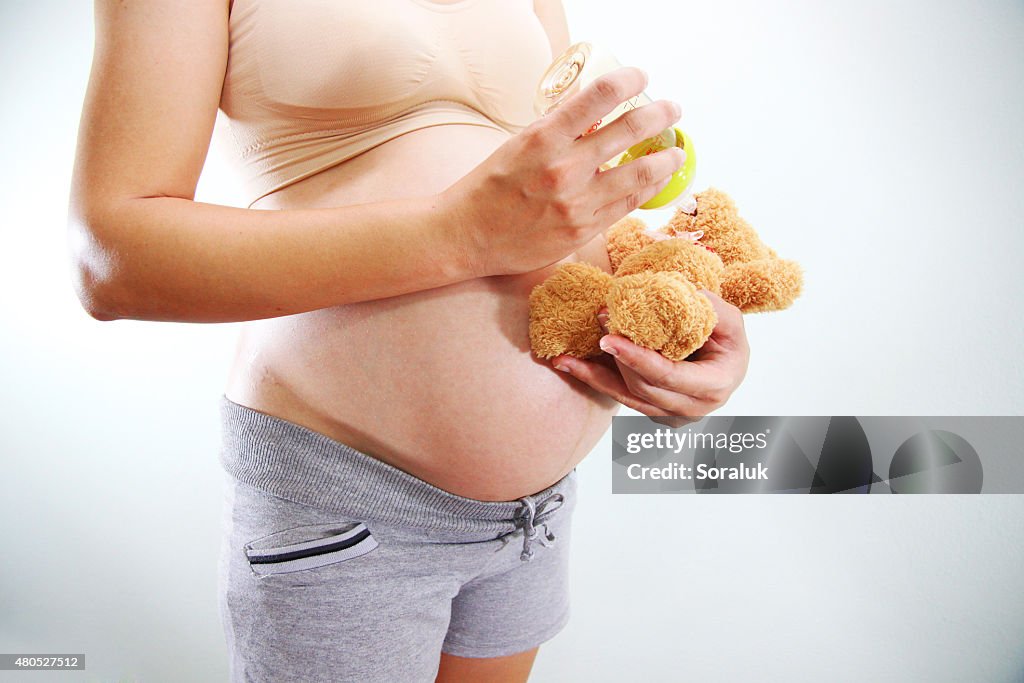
224, 124, 619, 501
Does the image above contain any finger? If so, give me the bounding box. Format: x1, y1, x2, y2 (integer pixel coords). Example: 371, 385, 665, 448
699, 290, 747, 349
591, 144, 686, 212
598, 333, 732, 401
545, 67, 648, 141
649, 415, 704, 428
552, 356, 669, 416
583, 98, 682, 167
695, 290, 751, 384
596, 306, 609, 333
591, 162, 678, 226
616, 361, 709, 416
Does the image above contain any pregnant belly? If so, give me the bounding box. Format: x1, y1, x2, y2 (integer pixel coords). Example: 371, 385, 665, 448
224, 124, 619, 501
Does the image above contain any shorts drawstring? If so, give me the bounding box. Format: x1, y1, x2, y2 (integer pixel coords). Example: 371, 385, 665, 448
513, 492, 565, 562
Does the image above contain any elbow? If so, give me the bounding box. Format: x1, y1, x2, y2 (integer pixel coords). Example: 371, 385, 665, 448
77, 286, 120, 322
70, 258, 122, 322
66, 215, 124, 322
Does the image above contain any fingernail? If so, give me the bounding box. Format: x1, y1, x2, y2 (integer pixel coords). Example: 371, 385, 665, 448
597, 311, 609, 327
674, 147, 687, 166
670, 101, 682, 117
599, 336, 619, 356
554, 363, 571, 373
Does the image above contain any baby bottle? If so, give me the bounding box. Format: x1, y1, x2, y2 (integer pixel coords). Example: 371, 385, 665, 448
534, 41, 697, 211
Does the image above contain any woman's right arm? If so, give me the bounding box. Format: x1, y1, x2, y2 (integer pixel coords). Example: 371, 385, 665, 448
69, 0, 482, 323
69, 0, 684, 324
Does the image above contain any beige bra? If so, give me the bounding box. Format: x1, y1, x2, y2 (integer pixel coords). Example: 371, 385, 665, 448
219, 0, 553, 208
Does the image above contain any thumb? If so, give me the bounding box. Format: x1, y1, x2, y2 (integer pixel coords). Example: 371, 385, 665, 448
698, 289, 745, 346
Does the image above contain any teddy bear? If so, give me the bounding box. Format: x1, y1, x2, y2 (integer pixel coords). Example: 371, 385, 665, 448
528, 187, 803, 362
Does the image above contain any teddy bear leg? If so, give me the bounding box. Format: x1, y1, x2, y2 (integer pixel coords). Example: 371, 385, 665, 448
529, 262, 614, 359
606, 271, 718, 362
720, 258, 803, 313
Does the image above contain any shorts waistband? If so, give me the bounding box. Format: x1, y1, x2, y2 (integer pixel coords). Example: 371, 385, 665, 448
218, 395, 575, 537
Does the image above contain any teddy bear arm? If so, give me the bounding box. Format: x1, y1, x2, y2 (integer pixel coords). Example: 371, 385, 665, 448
720, 258, 803, 313
528, 262, 614, 359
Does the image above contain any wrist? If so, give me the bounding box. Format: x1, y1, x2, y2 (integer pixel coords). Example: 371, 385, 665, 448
434, 187, 490, 280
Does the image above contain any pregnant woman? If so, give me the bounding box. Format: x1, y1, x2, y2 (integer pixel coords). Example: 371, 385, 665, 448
68, 1, 749, 680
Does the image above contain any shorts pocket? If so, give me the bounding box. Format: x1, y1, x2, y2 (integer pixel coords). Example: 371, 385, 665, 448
244, 521, 378, 577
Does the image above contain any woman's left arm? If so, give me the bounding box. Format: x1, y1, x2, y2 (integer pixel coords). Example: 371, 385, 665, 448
533, 0, 571, 56
550, 291, 751, 420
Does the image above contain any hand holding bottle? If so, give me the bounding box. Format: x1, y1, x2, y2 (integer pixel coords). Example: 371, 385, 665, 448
441, 66, 686, 277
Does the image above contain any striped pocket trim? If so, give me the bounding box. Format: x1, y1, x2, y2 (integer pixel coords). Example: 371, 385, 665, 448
245, 522, 378, 575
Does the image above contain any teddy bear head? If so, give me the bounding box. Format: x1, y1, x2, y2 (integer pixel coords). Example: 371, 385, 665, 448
664, 187, 774, 266
607, 188, 803, 314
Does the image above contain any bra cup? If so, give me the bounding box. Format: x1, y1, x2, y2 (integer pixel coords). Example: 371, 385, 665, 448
225, 0, 548, 124
443, 2, 552, 131
234, 0, 442, 113
219, 0, 553, 206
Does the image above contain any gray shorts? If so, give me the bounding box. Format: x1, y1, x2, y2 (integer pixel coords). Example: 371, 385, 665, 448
216, 396, 577, 683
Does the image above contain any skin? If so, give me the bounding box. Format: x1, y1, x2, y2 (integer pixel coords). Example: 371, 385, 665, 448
435, 649, 539, 683
68, 0, 749, 679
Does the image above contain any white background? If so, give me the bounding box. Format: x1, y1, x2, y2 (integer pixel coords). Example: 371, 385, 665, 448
1, 0, 1022, 681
